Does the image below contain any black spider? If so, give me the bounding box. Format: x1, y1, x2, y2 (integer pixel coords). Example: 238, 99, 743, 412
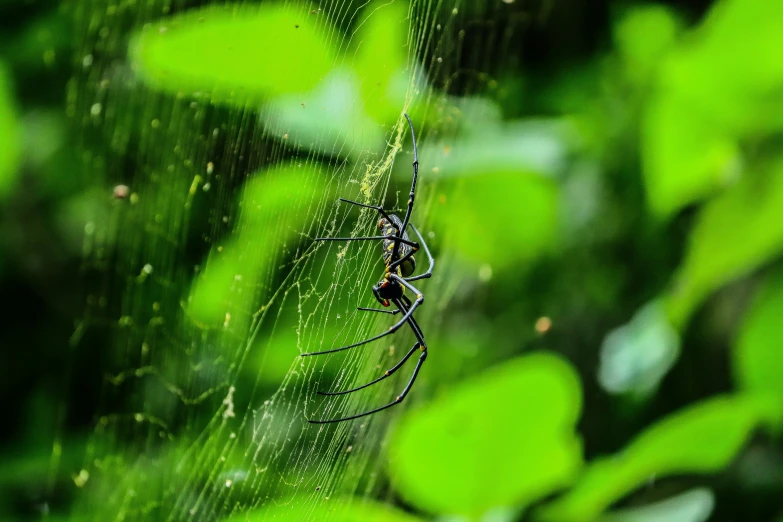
302, 113, 434, 424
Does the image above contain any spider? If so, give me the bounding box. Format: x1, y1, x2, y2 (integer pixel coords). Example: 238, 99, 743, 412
302, 113, 434, 424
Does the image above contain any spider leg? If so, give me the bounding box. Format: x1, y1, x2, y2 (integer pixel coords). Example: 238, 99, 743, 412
300, 286, 423, 357
386, 222, 433, 276
398, 113, 419, 237
317, 298, 426, 397
357, 307, 400, 315
391, 273, 425, 299
308, 346, 427, 424
403, 223, 434, 282
361, 299, 426, 343
384, 114, 419, 265
317, 341, 420, 397
338, 198, 399, 234
386, 237, 418, 274
314, 235, 419, 249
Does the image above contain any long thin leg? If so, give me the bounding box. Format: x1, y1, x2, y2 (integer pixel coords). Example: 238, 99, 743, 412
386, 236, 419, 274
404, 223, 434, 282
317, 298, 426, 397
360, 300, 426, 340
391, 274, 425, 299
386, 114, 419, 265
400, 295, 427, 347
386, 221, 433, 275
308, 347, 427, 424
358, 307, 400, 315
314, 235, 419, 249
402, 302, 427, 346
399, 113, 419, 237
300, 291, 423, 357
317, 341, 420, 397
338, 198, 398, 234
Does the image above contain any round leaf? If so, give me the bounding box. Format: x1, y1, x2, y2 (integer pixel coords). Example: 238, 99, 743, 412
389, 352, 583, 517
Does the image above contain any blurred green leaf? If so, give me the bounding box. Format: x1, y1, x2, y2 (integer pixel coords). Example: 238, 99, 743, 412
642, 94, 740, 218
418, 120, 572, 180
225, 497, 425, 522
614, 5, 681, 86
670, 0, 783, 132
598, 300, 680, 398
666, 161, 783, 328
536, 394, 780, 522
598, 488, 714, 522
389, 352, 583, 517
353, 0, 409, 123
263, 69, 387, 161
188, 163, 327, 328
0, 62, 20, 201
419, 121, 568, 271
433, 172, 559, 270
263, 0, 415, 160
733, 269, 783, 395
131, 4, 336, 106
642, 0, 783, 217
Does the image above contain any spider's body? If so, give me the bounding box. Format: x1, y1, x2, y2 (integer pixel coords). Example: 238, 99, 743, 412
380, 215, 416, 278
304, 113, 434, 424
371, 277, 404, 307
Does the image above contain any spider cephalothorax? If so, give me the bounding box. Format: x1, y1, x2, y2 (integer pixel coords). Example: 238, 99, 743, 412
303, 113, 434, 424
371, 276, 404, 307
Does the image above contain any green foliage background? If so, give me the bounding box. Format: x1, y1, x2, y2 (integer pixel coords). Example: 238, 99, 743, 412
1, 0, 783, 521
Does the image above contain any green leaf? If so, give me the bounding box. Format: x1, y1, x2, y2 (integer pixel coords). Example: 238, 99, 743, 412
0, 62, 20, 200
353, 0, 410, 122
261, 1, 416, 160
669, 0, 783, 132
188, 163, 327, 328
733, 269, 783, 395
418, 120, 571, 181
598, 488, 714, 522
421, 121, 568, 271
666, 161, 783, 328
614, 5, 681, 86
641, 0, 783, 217
223, 498, 425, 522
130, 4, 337, 106
598, 299, 680, 398
263, 69, 387, 162
536, 394, 779, 522
436, 172, 558, 271
389, 352, 583, 517
642, 95, 740, 219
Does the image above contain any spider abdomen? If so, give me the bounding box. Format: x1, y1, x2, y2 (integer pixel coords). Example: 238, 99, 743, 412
380, 215, 416, 277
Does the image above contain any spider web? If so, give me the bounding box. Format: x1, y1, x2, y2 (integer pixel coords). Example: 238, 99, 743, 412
63, 0, 538, 519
